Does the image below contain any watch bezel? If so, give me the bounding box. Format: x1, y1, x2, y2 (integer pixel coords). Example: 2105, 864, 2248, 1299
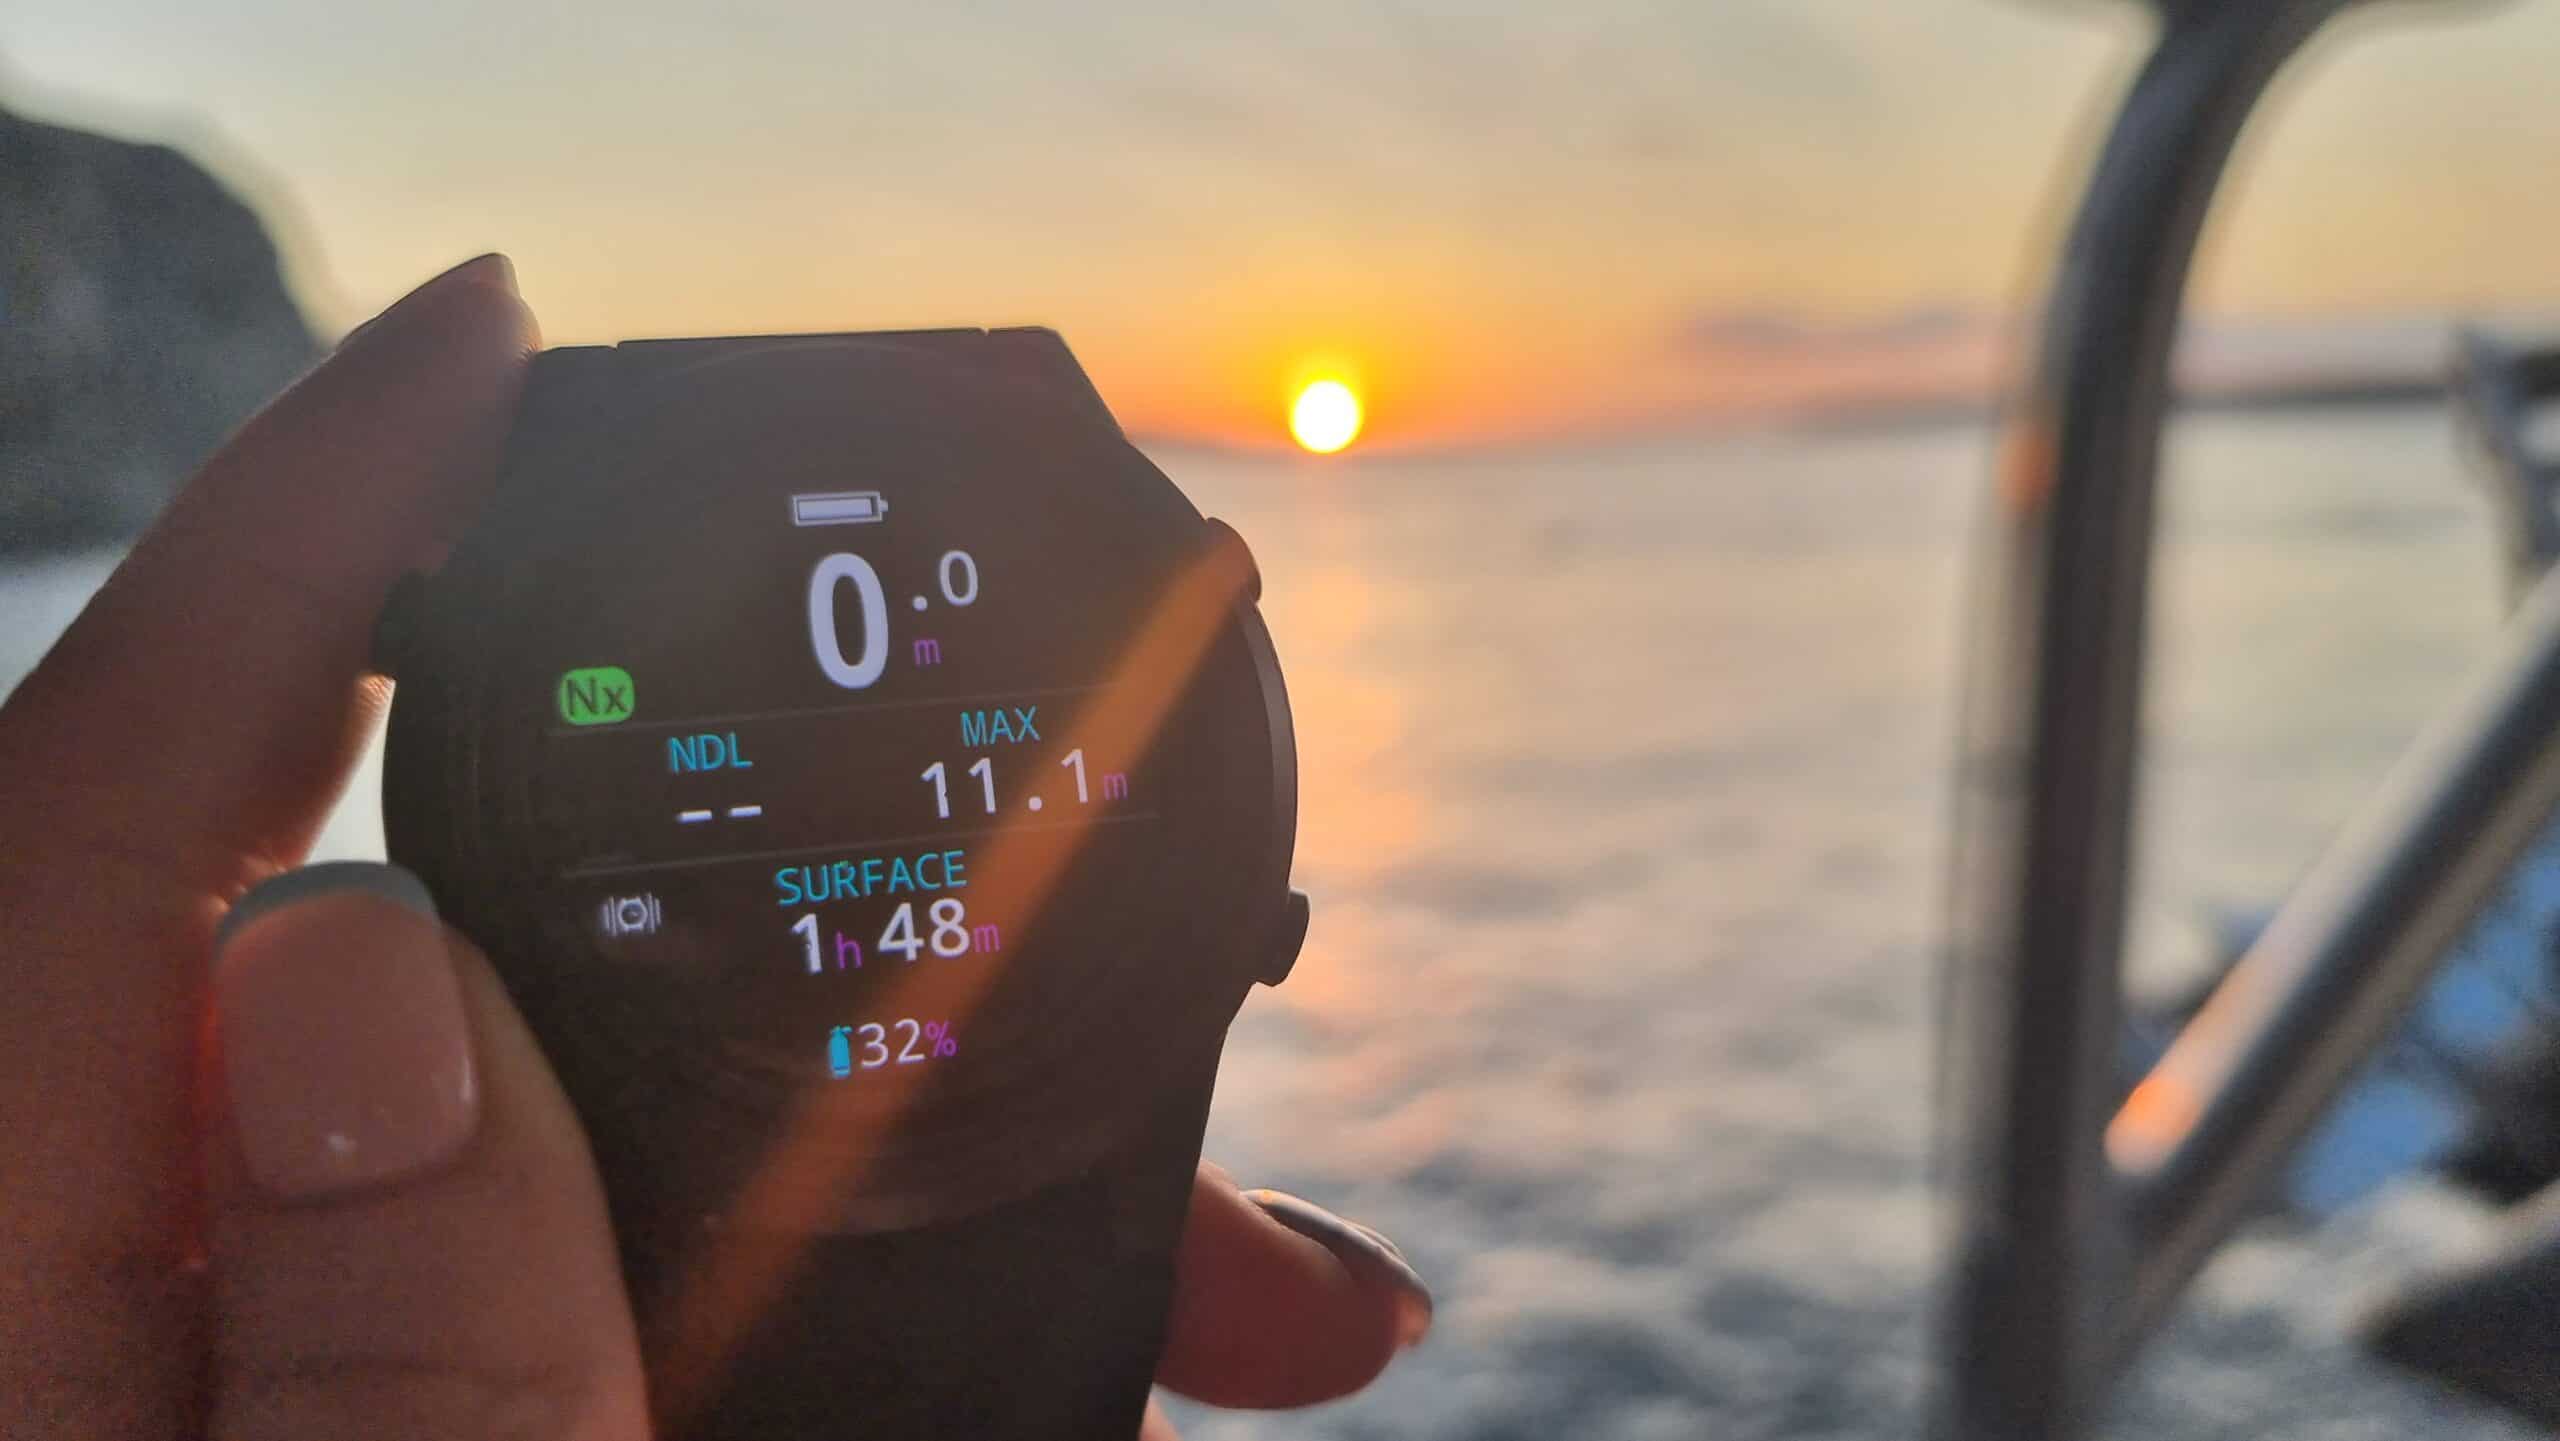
383, 334, 1297, 1234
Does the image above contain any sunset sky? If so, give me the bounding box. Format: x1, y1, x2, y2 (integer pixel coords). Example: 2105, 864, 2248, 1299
13, 1, 2560, 449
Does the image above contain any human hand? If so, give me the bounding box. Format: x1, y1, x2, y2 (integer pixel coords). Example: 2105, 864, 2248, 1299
0, 255, 1428, 1440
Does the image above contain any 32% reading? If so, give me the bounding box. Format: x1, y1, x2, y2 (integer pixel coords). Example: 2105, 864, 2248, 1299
829, 1017, 960, 1077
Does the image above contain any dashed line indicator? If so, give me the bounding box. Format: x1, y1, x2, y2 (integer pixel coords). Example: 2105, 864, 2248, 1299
728, 804, 764, 820
678, 809, 716, 825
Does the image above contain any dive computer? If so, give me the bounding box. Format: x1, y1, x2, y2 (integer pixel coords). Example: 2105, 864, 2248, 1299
373, 328, 1304, 1439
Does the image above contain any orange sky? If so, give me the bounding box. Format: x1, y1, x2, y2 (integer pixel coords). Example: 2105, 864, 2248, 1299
15, 2, 2560, 449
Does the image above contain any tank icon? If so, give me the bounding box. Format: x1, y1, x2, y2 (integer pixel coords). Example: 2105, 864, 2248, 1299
826, 1027, 854, 1079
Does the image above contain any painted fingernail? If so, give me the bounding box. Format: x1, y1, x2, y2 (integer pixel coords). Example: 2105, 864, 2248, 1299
214, 862, 478, 1201
338, 252, 518, 349
1245, 1189, 1434, 1347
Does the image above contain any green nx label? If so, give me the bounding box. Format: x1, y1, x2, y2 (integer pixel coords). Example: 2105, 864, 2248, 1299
557, 666, 635, 726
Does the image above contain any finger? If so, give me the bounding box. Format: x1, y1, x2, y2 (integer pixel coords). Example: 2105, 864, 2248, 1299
0, 257, 534, 1441
1154, 1164, 1431, 1409
5, 251, 536, 892
205, 864, 649, 1441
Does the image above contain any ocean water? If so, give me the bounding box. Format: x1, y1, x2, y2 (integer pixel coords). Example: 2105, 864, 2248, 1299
0, 406, 2537, 1439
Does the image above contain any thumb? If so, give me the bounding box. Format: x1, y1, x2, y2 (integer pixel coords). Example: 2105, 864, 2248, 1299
205, 862, 650, 1441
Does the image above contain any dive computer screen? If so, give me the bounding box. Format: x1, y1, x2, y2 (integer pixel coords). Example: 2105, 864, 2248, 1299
507, 345, 1236, 1145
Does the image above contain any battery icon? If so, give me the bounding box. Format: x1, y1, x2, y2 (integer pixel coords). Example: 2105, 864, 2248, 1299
792, 490, 889, 527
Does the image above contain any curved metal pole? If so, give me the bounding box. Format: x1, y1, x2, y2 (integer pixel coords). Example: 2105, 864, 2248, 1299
1935, 4, 2354, 1437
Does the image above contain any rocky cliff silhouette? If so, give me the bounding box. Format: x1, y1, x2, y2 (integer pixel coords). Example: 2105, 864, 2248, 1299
2, 102, 317, 551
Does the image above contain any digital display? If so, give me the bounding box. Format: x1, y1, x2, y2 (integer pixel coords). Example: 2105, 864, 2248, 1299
477, 342, 1280, 1193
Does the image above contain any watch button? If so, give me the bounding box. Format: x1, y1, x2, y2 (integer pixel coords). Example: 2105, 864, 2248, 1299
371, 571, 427, 679
1258, 889, 1310, 987
1202, 517, 1262, 604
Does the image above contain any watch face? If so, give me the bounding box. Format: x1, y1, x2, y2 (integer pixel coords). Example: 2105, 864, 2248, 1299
402, 337, 1289, 1228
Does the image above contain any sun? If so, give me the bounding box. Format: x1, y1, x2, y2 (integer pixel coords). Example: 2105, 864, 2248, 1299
1290, 379, 1364, 454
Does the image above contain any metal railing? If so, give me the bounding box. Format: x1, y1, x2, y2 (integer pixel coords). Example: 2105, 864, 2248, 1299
1932, 2, 2544, 1435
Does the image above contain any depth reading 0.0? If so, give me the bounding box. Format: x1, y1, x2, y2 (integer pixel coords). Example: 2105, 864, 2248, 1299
807, 549, 980, 691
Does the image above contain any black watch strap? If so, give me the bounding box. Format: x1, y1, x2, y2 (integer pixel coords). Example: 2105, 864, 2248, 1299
629, 1061, 1217, 1441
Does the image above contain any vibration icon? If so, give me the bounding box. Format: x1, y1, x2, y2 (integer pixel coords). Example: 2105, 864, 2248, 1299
597, 893, 664, 938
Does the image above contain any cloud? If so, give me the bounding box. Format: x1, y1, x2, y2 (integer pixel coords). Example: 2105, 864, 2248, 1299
1652, 305, 2560, 426
1652, 305, 2005, 423
1668, 306, 1981, 360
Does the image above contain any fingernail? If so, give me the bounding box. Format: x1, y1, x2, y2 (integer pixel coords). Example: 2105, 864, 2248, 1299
1246, 1189, 1434, 1347
425, 252, 517, 298
337, 253, 518, 349
215, 862, 478, 1201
